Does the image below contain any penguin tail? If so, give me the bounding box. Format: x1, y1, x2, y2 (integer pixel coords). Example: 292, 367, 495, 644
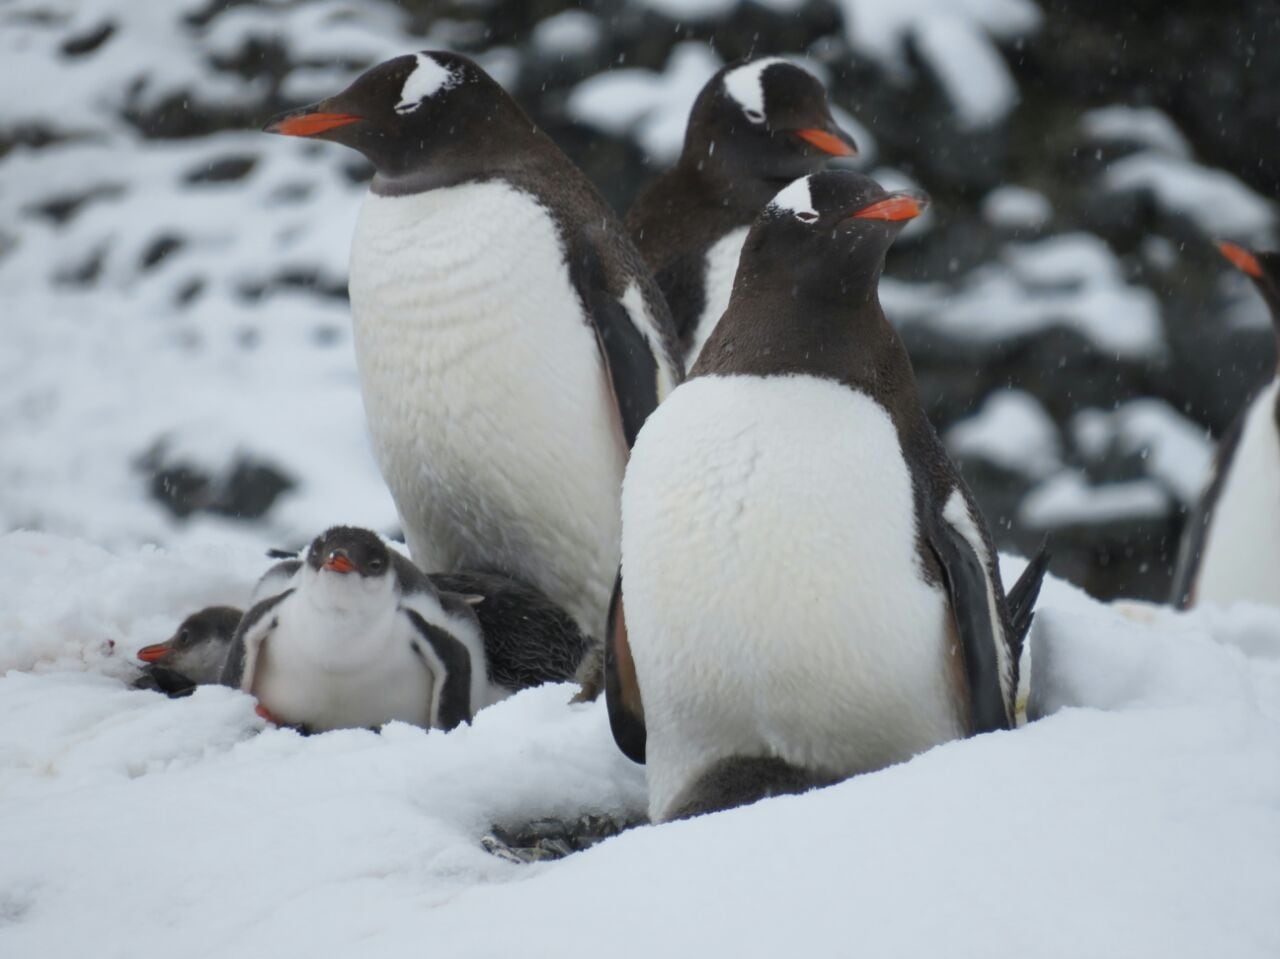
1007, 537, 1051, 656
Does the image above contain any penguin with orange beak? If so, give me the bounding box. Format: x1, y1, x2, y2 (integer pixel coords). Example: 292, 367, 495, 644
1172, 241, 1280, 609
611, 172, 1046, 822
626, 57, 859, 367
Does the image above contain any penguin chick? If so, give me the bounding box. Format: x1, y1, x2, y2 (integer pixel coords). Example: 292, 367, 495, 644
263, 52, 684, 699
612, 172, 1043, 822
1172, 242, 1280, 609
626, 57, 857, 367
134, 606, 242, 698
221, 526, 495, 733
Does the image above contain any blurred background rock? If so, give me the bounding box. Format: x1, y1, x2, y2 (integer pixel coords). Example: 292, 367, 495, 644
1, 0, 1275, 602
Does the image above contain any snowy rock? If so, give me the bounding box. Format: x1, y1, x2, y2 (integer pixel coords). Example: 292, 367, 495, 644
946, 390, 1062, 480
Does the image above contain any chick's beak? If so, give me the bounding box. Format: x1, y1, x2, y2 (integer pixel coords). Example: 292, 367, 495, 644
323, 550, 355, 574
136, 642, 173, 663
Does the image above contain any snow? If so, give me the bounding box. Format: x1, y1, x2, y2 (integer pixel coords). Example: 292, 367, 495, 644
1073, 399, 1214, 505
530, 10, 603, 57
945, 390, 1063, 479
1105, 151, 1276, 244
837, 0, 1041, 127
912, 14, 1020, 128
982, 184, 1053, 228
885, 232, 1165, 358
2, 534, 1278, 956
1081, 105, 1192, 158
1019, 471, 1170, 528
567, 42, 723, 164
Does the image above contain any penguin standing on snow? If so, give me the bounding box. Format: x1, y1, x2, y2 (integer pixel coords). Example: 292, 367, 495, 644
1172, 242, 1280, 609
263, 53, 683, 692
626, 57, 858, 366
610, 172, 1046, 822
221, 527, 493, 733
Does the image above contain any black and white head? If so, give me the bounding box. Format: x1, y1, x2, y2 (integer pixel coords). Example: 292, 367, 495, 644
683, 58, 857, 186
137, 606, 242, 684
263, 51, 525, 181
740, 171, 928, 296
302, 526, 401, 609
1219, 241, 1280, 320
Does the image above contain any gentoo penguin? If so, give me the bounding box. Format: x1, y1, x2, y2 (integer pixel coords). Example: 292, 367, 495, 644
131, 551, 311, 697
264, 52, 683, 694
134, 606, 242, 697
220, 526, 496, 733
610, 171, 1046, 822
1172, 242, 1280, 609
625, 57, 858, 366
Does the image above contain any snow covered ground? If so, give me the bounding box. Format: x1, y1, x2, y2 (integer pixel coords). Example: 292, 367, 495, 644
2, 537, 1277, 957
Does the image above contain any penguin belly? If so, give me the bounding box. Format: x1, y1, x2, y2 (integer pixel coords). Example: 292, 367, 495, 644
1194, 379, 1280, 607
621, 374, 967, 821
252, 601, 434, 732
348, 182, 625, 638
684, 227, 748, 367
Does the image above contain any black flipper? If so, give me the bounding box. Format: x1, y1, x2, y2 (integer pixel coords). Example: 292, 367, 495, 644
1006, 539, 1051, 658
219, 589, 292, 687
926, 519, 1009, 734
571, 241, 662, 449
403, 609, 473, 731
604, 572, 647, 763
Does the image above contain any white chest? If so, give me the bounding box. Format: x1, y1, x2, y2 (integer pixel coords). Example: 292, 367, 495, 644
1196, 378, 1280, 608
347, 182, 626, 632
252, 593, 433, 732
620, 374, 965, 821
685, 227, 748, 367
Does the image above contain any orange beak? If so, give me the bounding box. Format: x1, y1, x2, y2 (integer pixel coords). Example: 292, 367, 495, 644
1218, 241, 1262, 279
136, 642, 173, 664
264, 110, 362, 138
324, 553, 355, 574
851, 192, 928, 223
794, 127, 858, 157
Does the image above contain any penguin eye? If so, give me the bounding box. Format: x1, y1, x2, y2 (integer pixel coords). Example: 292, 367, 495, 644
178, 629, 190, 644
368, 557, 385, 573
744, 108, 765, 124
796, 211, 819, 224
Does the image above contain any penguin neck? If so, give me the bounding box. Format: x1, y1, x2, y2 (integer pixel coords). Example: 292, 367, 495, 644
697, 268, 920, 414
369, 104, 550, 197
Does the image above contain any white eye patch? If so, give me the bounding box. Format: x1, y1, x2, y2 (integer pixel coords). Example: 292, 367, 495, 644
396, 53, 456, 115
769, 176, 819, 223
722, 57, 786, 125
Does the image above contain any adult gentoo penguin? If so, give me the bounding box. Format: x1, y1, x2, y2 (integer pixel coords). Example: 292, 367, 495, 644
263, 52, 683, 690
1172, 242, 1280, 609
611, 171, 1046, 822
625, 57, 857, 366
221, 526, 495, 733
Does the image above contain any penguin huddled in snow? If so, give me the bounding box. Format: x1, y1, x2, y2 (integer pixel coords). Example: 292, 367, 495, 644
134, 606, 242, 697
131, 553, 307, 697
608, 171, 1047, 822
626, 57, 858, 367
1172, 242, 1280, 609
263, 52, 683, 697
221, 526, 494, 733
218, 527, 592, 733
